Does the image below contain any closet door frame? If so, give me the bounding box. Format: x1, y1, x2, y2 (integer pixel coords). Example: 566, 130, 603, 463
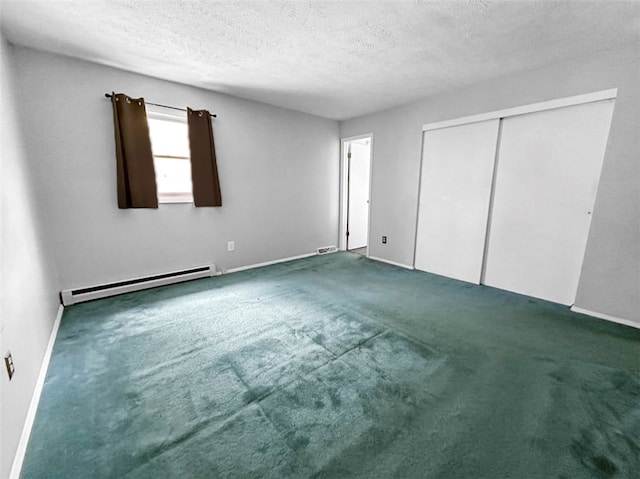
415, 88, 617, 288
421, 89, 616, 134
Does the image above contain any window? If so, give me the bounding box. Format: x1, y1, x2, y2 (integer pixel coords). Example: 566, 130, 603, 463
147, 111, 193, 203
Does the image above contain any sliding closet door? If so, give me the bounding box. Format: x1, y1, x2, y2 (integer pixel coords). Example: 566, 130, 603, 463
483, 100, 614, 305
415, 119, 499, 283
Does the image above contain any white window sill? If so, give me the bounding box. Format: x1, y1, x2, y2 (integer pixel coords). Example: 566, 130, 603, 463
158, 193, 193, 204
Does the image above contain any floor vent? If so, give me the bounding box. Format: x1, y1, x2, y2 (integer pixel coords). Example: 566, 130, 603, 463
317, 246, 338, 255
60, 264, 216, 305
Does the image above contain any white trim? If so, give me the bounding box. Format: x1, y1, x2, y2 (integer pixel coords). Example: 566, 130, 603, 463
571, 306, 639, 330
339, 139, 348, 251
365, 135, 374, 259
224, 252, 318, 274
339, 133, 374, 252
145, 106, 187, 122
412, 124, 428, 268
368, 256, 414, 270
341, 133, 374, 143
422, 89, 618, 132
10, 305, 64, 479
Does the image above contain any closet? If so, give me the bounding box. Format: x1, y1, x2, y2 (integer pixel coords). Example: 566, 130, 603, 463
414, 92, 615, 305
414, 119, 499, 284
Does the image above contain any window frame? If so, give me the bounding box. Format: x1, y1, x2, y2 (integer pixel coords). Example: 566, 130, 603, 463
146, 108, 194, 205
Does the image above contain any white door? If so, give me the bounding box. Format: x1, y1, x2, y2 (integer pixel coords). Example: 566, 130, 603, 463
347, 139, 371, 250
483, 100, 615, 305
415, 119, 500, 283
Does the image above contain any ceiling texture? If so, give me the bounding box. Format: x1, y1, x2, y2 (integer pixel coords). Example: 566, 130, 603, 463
1, 0, 639, 120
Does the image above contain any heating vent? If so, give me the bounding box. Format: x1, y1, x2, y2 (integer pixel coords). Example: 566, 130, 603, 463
317, 245, 338, 255
60, 264, 216, 306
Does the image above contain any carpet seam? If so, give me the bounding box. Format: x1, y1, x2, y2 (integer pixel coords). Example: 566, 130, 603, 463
225, 360, 301, 456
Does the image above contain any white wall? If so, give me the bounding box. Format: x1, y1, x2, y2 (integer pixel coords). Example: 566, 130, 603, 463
340, 43, 640, 325
11, 47, 340, 289
0, 35, 61, 479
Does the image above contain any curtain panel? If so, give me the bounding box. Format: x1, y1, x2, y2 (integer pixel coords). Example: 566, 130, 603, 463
187, 108, 222, 207
110, 92, 158, 208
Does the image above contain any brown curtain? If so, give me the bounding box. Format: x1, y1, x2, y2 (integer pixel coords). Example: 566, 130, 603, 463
111, 92, 158, 208
187, 108, 222, 207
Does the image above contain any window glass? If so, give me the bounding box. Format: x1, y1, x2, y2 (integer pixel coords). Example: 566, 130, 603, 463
147, 114, 193, 203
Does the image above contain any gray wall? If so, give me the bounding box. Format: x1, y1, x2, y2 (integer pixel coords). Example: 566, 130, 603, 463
12, 47, 340, 290
0, 36, 61, 479
341, 43, 640, 324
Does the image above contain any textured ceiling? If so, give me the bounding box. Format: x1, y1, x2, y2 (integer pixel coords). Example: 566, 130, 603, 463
1, 0, 639, 120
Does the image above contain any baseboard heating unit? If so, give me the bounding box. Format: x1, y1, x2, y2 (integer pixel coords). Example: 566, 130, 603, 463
60, 264, 216, 306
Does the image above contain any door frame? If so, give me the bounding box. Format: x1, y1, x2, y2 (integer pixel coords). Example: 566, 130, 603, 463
339, 133, 374, 253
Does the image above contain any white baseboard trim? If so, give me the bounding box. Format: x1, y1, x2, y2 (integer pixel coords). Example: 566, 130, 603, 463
368, 256, 414, 270
571, 306, 639, 330
10, 304, 64, 479
224, 252, 318, 274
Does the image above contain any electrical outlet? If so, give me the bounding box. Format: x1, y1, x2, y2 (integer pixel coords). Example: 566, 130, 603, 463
382, 236, 387, 244
227, 241, 235, 252
4, 351, 15, 380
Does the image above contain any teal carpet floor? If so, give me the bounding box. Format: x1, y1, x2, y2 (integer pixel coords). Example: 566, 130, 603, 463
22, 253, 639, 478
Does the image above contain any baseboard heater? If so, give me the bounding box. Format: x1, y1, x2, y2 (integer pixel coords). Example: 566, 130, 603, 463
60, 264, 216, 306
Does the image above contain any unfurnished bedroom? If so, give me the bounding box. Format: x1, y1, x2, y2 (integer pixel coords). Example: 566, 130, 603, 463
1, 1, 638, 478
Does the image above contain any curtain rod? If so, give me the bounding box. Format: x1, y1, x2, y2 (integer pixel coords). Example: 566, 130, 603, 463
104, 93, 217, 118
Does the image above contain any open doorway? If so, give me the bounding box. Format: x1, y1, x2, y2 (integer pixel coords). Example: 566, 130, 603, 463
340, 135, 372, 256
